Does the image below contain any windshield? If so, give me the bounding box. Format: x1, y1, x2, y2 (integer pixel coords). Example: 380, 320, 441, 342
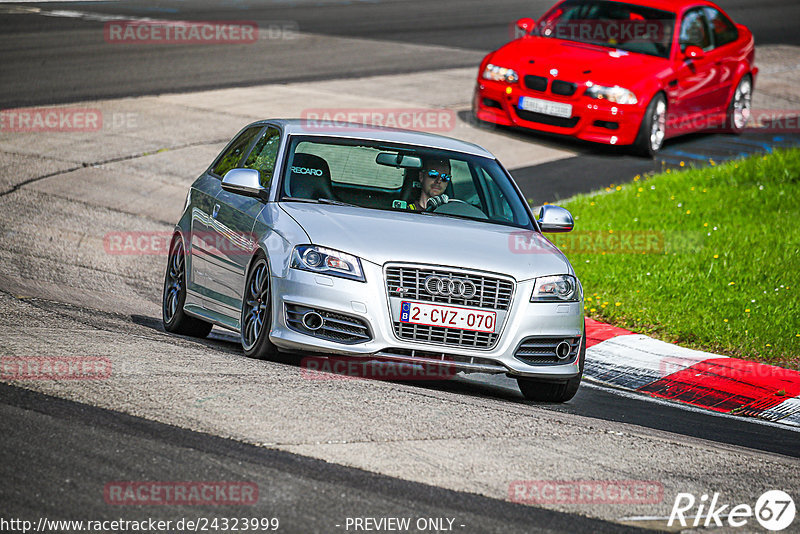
279, 136, 534, 229
535, 0, 676, 58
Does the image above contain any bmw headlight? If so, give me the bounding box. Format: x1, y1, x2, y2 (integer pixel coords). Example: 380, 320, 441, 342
482, 63, 519, 83
290, 245, 365, 282
585, 84, 638, 105
531, 275, 582, 302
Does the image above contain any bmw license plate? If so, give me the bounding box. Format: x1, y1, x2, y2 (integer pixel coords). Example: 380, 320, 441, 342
518, 96, 572, 118
400, 301, 496, 333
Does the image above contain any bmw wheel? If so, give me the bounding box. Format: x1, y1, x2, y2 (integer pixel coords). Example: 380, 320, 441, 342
633, 93, 667, 158
241, 254, 279, 360
726, 75, 752, 134
162, 235, 213, 338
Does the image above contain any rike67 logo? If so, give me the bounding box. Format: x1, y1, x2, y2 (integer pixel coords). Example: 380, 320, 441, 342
669, 490, 795, 531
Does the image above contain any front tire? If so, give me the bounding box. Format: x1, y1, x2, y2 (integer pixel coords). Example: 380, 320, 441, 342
240, 254, 279, 360
725, 75, 752, 134
632, 93, 667, 158
516, 330, 586, 403
162, 236, 213, 338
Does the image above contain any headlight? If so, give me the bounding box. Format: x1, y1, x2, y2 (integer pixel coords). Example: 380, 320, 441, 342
531, 275, 582, 302
482, 63, 519, 83
290, 245, 365, 282
585, 84, 638, 105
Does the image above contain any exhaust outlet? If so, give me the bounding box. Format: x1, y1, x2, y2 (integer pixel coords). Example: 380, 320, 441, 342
301, 311, 324, 331
555, 341, 572, 360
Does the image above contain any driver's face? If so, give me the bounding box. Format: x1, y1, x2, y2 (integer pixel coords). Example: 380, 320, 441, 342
421, 160, 450, 198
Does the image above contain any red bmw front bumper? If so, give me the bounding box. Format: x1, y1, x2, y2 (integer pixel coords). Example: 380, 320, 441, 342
474, 79, 646, 146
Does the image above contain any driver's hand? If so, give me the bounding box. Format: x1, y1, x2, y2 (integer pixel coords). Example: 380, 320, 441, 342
425, 194, 450, 211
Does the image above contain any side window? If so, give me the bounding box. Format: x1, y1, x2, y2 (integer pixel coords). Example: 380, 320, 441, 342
244, 127, 281, 187
211, 126, 262, 178
679, 9, 711, 51
478, 168, 513, 222
449, 160, 478, 205
704, 8, 738, 48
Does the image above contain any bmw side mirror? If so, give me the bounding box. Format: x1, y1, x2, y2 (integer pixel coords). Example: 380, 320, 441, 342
515, 17, 536, 36
221, 168, 267, 200
538, 205, 574, 233
683, 45, 704, 60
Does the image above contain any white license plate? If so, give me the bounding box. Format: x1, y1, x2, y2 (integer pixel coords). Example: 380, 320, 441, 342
400, 301, 497, 334
518, 96, 573, 118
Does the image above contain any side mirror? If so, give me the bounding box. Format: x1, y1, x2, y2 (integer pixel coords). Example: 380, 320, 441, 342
515, 17, 536, 35
683, 45, 704, 60
538, 205, 574, 233
221, 168, 266, 199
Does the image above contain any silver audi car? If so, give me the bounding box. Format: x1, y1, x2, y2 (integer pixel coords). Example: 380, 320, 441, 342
162, 119, 585, 402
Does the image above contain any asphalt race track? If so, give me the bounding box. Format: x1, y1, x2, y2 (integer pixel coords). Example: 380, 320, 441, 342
1, 1, 799, 533
2, 0, 800, 107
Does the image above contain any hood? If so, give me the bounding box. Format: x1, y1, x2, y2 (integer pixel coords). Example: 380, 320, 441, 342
280, 203, 572, 282
490, 36, 669, 87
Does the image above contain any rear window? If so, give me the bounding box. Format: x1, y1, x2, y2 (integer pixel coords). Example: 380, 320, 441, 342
295, 142, 405, 189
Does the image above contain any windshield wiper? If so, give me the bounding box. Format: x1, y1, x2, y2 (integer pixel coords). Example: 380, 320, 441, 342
280, 197, 360, 208
316, 198, 360, 208
280, 196, 319, 203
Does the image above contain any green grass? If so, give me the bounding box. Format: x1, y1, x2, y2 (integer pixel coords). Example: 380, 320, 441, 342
547, 148, 800, 368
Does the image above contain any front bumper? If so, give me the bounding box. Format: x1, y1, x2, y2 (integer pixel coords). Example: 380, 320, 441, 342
268, 261, 583, 380
474, 80, 645, 146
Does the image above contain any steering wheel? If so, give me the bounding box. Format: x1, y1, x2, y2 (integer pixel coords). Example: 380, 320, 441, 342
426, 196, 489, 219
426, 196, 470, 212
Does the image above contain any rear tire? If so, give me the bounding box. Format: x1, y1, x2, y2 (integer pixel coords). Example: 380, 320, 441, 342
162, 236, 213, 338
632, 93, 667, 158
725, 75, 752, 134
516, 328, 585, 403
240, 254, 279, 360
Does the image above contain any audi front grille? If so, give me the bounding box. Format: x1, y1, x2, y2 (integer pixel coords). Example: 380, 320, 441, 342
385, 264, 515, 350
385, 265, 514, 310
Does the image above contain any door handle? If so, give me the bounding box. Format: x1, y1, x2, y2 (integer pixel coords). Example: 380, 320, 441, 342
212, 204, 220, 219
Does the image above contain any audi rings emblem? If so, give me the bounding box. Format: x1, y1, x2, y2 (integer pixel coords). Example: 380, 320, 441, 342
423, 276, 477, 299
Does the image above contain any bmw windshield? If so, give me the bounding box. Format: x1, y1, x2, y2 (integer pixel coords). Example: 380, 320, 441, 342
279, 136, 535, 230
534, 0, 676, 58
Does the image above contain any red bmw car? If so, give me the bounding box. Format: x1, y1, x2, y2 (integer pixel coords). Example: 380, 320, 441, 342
473, 0, 757, 156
